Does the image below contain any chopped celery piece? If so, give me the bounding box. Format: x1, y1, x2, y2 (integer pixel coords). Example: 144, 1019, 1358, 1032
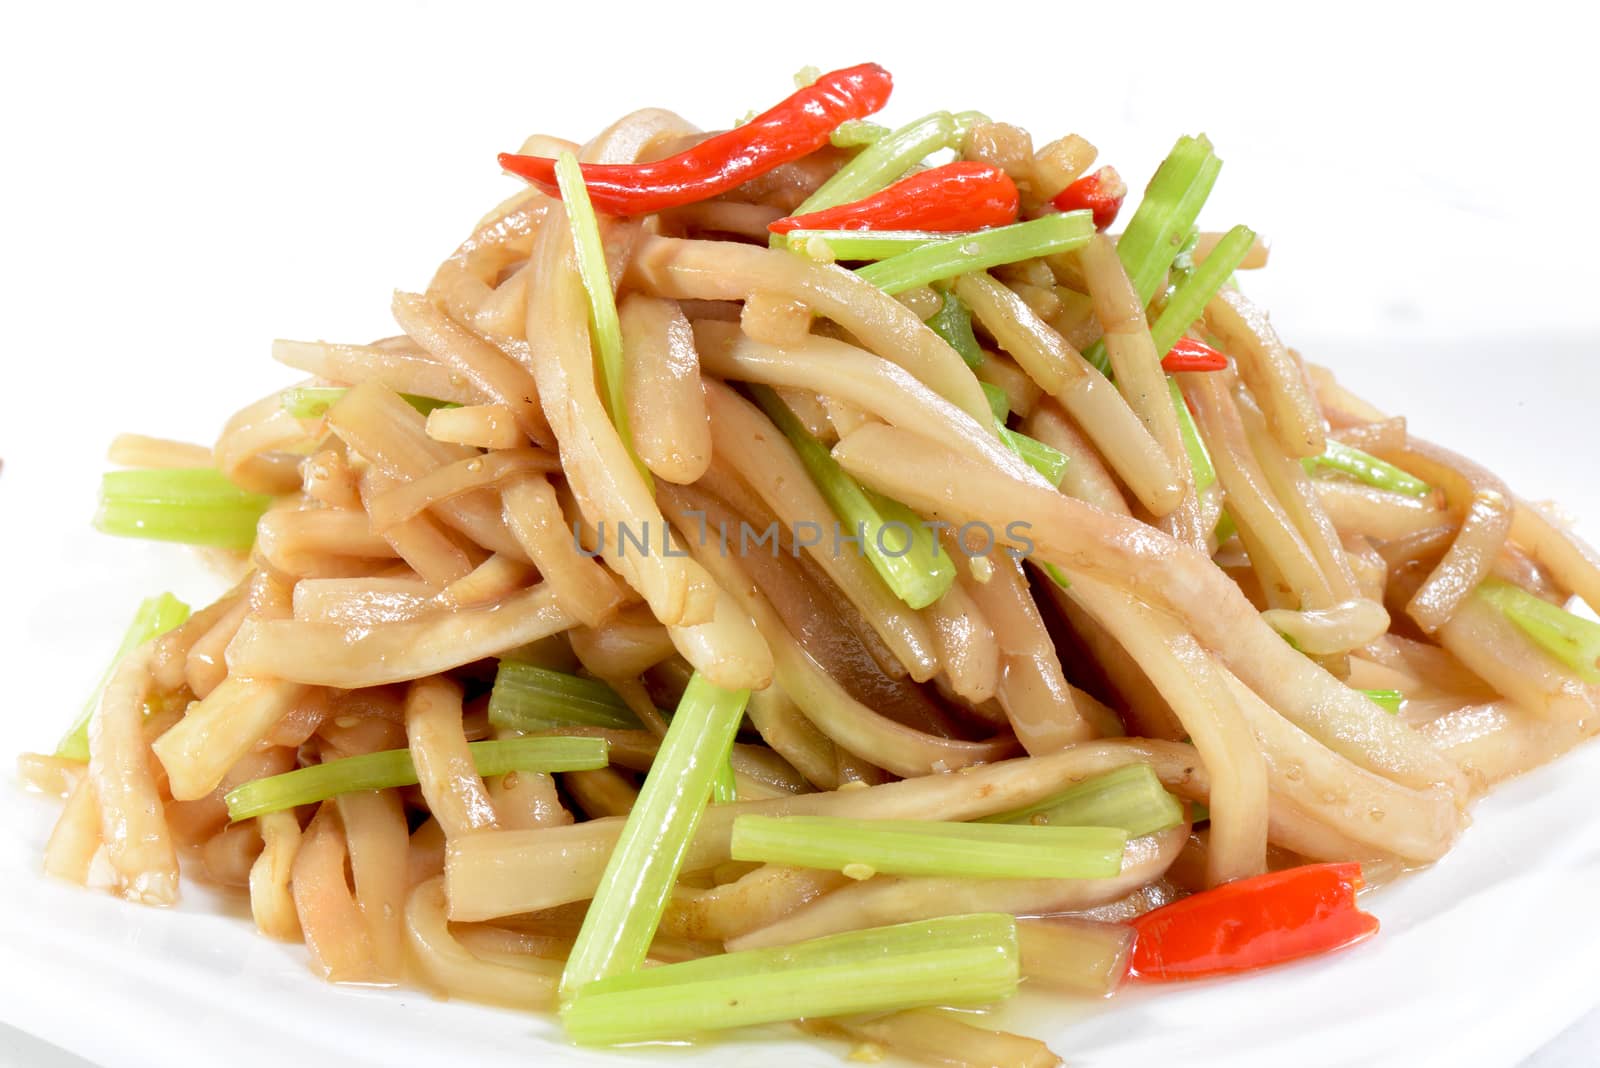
1042, 562, 1072, 589
1478, 580, 1600, 683
829, 120, 888, 148
784, 229, 944, 261
792, 64, 821, 88
1169, 379, 1216, 493
1362, 689, 1405, 714
555, 152, 636, 461
983, 764, 1185, 839
731, 815, 1127, 879
857, 212, 1095, 295
925, 290, 986, 369
980, 381, 1011, 423
55, 593, 190, 762
711, 758, 738, 804
1116, 134, 1223, 305
753, 385, 955, 609
95, 468, 273, 551
949, 110, 992, 140
280, 386, 453, 420
1304, 441, 1431, 498
792, 111, 957, 219
997, 426, 1069, 487
561, 913, 1019, 1045
487, 661, 640, 732
1081, 136, 1223, 375
224, 737, 608, 821
1214, 509, 1238, 546
1150, 224, 1256, 355
561, 675, 750, 999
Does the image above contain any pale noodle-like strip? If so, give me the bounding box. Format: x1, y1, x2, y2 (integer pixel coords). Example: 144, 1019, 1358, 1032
627, 235, 993, 424
88, 647, 179, 905
618, 293, 712, 484
152, 676, 309, 801
327, 380, 528, 561
335, 788, 410, 978
365, 448, 556, 530
292, 805, 377, 982
660, 865, 849, 943
1020, 399, 1132, 516
524, 198, 718, 630
1078, 236, 1199, 542
500, 476, 622, 628
43, 776, 102, 885
927, 576, 1000, 705
106, 433, 213, 469
953, 272, 1183, 515
405, 676, 498, 838
228, 582, 574, 688
1204, 288, 1326, 458
406, 876, 559, 1009
1068, 575, 1268, 884
358, 466, 479, 585
703, 380, 940, 681
392, 291, 552, 445
213, 392, 306, 495
256, 507, 400, 578
961, 554, 1095, 752
831, 423, 1468, 799
1378, 439, 1513, 633
425, 404, 524, 450
248, 809, 302, 941
184, 593, 252, 699
274, 339, 483, 405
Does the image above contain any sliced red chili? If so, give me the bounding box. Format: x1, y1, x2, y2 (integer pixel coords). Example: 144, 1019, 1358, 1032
497, 63, 893, 216
768, 161, 1018, 235
1129, 862, 1377, 981
1161, 336, 1229, 373
1051, 165, 1126, 230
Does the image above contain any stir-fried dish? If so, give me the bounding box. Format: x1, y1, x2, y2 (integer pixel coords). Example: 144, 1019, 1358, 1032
20, 63, 1600, 1066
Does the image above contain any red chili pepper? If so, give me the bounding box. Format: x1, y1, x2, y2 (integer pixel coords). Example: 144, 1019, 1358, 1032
1129, 862, 1377, 981
1161, 337, 1229, 373
1051, 165, 1127, 230
497, 63, 893, 216
767, 161, 1019, 235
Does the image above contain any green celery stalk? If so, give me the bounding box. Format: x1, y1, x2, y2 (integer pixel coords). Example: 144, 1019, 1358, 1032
1362, 689, 1405, 714
1304, 441, 1431, 498
752, 385, 955, 609
1117, 135, 1223, 305
949, 110, 992, 141
830, 120, 889, 148
95, 468, 274, 551
791, 112, 957, 220
856, 212, 1095, 295
555, 152, 639, 473
784, 229, 944, 262
281, 386, 454, 420
1149, 224, 1256, 355
561, 913, 1019, 1045
1169, 379, 1216, 493
983, 764, 1186, 839
487, 661, 641, 732
55, 593, 190, 761
1478, 580, 1600, 683
561, 674, 750, 999
925, 290, 986, 369
730, 815, 1127, 879
979, 381, 1011, 423
1081, 136, 1222, 374
711, 758, 738, 804
224, 736, 609, 821
997, 426, 1069, 488
1214, 509, 1238, 545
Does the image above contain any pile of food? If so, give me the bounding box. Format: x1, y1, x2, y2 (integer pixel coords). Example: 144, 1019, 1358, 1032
21, 62, 1600, 1065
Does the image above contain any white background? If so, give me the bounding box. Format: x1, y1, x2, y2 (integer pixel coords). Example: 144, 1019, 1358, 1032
1, 2, 1597, 1066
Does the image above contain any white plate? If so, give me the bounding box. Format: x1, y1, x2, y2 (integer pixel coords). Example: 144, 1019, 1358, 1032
3, 7, 1599, 1065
